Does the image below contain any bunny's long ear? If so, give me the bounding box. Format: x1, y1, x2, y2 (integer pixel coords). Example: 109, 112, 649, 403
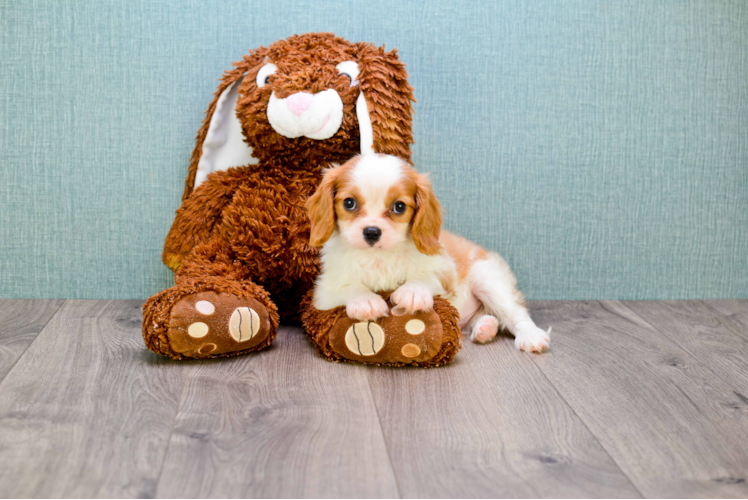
182, 49, 268, 200
353, 43, 415, 161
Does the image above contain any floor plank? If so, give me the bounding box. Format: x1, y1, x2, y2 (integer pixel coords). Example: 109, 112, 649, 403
0, 300, 185, 498
704, 300, 748, 336
367, 334, 641, 498
1, 299, 747, 498
0, 299, 63, 381
620, 300, 748, 396
529, 300, 748, 498
705, 300, 748, 322
155, 326, 399, 499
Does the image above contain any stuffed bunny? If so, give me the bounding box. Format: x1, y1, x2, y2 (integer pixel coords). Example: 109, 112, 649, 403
142, 33, 460, 365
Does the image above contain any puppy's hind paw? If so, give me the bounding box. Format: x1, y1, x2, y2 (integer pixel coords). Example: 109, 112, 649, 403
470, 315, 499, 344
514, 324, 551, 353
346, 293, 390, 322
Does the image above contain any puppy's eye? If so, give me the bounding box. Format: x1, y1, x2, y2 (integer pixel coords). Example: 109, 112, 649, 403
392, 201, 406, 214
343, 198, 357, 211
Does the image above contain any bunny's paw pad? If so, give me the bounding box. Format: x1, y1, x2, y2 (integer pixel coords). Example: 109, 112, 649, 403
167, 291, 271, 358
328, 311, 444, 365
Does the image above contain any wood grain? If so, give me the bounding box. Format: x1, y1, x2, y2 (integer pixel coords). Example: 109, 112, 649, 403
704, 300, 748, 335
620, 300, 748, 396
0, 299, 63, 381
705, 299, 748, 320
155, 326, 399, 499
0, 300, 185, 498
529, 300, 748, 498
366, 334, 641, 498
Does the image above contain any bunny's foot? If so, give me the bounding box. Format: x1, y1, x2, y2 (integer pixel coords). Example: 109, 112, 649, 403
302, 291, 461, 367
143, 278, 278, 359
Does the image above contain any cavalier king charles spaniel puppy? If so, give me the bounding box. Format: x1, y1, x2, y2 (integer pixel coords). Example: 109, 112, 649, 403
305, 154, 550, 352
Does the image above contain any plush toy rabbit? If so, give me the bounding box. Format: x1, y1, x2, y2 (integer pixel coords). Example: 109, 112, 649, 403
143, 33, 460, 365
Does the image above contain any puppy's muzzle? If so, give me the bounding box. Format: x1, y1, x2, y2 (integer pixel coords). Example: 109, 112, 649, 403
363, 226, 382, 245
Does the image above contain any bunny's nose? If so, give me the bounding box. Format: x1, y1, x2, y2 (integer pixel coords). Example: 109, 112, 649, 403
286, 92, 314, 116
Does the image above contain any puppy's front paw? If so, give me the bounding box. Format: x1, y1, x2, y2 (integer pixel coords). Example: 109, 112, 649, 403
391, 282, 434, 316
346, 293, 390, 321
514, 322, 551, 353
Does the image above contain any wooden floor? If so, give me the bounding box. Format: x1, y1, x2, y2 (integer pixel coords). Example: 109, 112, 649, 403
0, 300, 747, 498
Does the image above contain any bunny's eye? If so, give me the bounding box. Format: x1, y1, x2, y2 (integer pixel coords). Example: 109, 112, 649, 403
257, 63, 278, 88
335, 61, 360, 87
392, 201, 406, 214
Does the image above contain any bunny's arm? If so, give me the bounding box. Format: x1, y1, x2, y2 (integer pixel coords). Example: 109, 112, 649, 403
162, 169, 246, 272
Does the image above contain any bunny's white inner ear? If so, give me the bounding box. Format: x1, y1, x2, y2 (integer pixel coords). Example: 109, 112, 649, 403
356, 92, 374, 155
195, 75, 259, 189
339, 60, 374, 155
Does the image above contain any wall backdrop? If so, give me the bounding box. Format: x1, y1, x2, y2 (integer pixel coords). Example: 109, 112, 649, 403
1, 0, 747, 300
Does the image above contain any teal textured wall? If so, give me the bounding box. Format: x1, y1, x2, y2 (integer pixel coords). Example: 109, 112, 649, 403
1, 1, 747, 300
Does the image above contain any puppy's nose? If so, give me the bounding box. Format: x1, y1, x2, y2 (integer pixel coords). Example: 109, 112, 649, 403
285, 92, 313, 116
363, 226, 382, 245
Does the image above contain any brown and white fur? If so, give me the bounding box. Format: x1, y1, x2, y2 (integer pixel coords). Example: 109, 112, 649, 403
306, 154, 550, 352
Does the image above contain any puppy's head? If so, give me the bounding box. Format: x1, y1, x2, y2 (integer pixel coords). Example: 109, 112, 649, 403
306, 154, 442, 254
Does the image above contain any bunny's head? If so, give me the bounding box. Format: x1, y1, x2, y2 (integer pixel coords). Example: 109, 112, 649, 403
185, 33, 415, 198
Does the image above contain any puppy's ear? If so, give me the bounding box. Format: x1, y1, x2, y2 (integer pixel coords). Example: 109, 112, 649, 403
412, 174, 443, 255
306, 166, 342, 247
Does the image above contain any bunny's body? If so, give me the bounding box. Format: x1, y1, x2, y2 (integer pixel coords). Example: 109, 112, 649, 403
143, 33, 419, 359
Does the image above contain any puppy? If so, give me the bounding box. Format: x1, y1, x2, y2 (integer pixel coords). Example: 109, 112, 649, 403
305, 154, 550, 352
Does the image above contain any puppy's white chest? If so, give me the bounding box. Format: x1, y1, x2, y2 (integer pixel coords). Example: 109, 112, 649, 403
352, 253, 411, 292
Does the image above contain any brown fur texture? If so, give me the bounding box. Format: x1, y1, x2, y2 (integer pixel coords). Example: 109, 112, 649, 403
301, 291, 462, 367
143, 33, 458, 363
